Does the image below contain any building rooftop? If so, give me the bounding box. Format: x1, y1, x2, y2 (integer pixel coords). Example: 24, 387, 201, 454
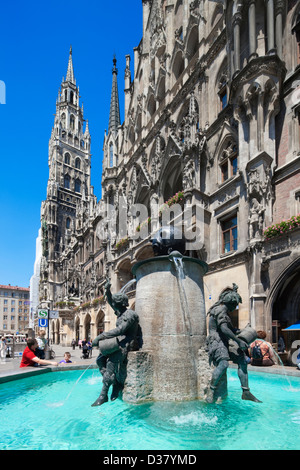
0, 285, 30, 291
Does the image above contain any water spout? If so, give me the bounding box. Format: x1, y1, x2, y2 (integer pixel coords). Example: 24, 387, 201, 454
64, 361, 96, 403
169, 251, 198, 380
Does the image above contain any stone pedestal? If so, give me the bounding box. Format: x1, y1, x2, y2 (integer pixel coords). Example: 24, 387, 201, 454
123, 351, 154, 403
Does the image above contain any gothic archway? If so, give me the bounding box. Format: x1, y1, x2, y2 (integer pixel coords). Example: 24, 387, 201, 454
95, 309, 105, 336
84, 313, 91, 341
267, 257, 300, 357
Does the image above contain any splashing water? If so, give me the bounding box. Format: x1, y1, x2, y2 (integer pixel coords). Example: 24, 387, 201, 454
258, 339, 299, 391
172, 256, 192, 334
170, 254, 198, 383
120, 279, 136, 294
64, 361, 97, 402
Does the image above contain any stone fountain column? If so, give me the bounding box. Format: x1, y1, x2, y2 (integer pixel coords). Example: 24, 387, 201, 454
123, 254, 210, 402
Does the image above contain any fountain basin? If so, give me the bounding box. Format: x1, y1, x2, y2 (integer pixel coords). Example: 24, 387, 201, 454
1, 368, 300, 450
129, 256, 208, 402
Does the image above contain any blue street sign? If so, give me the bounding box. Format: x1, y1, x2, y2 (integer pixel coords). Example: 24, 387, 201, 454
38, 318, 48, 328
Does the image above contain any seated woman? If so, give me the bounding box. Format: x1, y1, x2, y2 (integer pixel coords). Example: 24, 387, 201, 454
20, 338, 58, 368
249, 330, 276, 366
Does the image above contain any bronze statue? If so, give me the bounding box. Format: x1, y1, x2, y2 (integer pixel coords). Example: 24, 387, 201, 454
206, 284, 261, 403
91, 279, 141, 406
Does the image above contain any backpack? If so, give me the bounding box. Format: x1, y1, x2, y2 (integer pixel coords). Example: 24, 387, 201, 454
251, 341, 265, 360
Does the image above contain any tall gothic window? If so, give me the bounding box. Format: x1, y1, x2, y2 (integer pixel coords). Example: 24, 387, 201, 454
64, 174, 70, 189
75, 179, 81, 193
218, 76, 228, 111
109, 143, 114, 167
70, 114, 75, 130
292, 12, 300, 66
61, 113, 66, 129
64, 153, 71, 165
75, 157, 81, 170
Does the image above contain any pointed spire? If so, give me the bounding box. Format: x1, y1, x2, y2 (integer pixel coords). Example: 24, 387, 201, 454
108, 56, 121, 136
66, 45, 75, 84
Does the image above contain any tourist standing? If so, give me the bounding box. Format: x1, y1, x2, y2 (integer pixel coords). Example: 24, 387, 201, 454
36, 330, 47, 359
0, 337, 7, 363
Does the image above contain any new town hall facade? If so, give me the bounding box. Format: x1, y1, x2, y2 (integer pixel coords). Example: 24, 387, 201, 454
37, 0, 300, 361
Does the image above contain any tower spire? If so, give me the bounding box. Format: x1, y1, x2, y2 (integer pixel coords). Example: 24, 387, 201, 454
108, 56, 121, 136
66, 45, 75, 84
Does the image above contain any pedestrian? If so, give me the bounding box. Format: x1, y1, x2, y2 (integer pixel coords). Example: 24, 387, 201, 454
278, 335, 286, 353
78, 339, 82, 349
71, 339, 76, 350
87, 339, 92, 357
0, 337, 7, 363
249, 330, 276, 366
36, 330, 47, 359
20, 338, 58, 368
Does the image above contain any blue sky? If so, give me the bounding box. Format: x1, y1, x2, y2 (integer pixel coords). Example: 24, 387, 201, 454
0, 0, 143, 288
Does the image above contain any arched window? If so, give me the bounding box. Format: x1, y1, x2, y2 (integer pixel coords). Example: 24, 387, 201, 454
64, 174, 70, 189
70, 91, 74, 104
75, 157, 81, 170
293, 11, 300, 66
128, 127, 135, 145
75, 179, 81, 193
148, 94, 156, 117
66, 217, 71, 229
186, 26, 198, 60
157, 77, 165, 104
70, 114, 75, 131
173, 51, 184, 81
61, 113, 66, 128
64, 153, 71, 165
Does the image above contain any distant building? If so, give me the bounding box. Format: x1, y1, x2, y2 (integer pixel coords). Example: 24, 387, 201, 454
30, 228, 43, 333
39, 1, 300, 362
0, 285, 30, 335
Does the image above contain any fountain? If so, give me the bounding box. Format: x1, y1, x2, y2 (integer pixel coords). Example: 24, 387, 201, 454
1, 226, 300, 449
122, 226, 260, 405
122, 226, 209, 403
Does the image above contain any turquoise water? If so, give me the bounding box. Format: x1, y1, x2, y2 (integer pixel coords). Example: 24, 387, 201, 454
0, 368, 299, 450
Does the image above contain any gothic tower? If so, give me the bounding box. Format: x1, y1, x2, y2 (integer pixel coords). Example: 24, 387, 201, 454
102, 57, 122, 247
40, 47, 93, 307
103, 56, 121, 173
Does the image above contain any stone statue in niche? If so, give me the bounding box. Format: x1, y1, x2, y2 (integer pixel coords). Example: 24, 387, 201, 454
249, 197, 265, 239
183, 158, 195, 190
205, 284, 261, 404
91, 279, 141, 407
